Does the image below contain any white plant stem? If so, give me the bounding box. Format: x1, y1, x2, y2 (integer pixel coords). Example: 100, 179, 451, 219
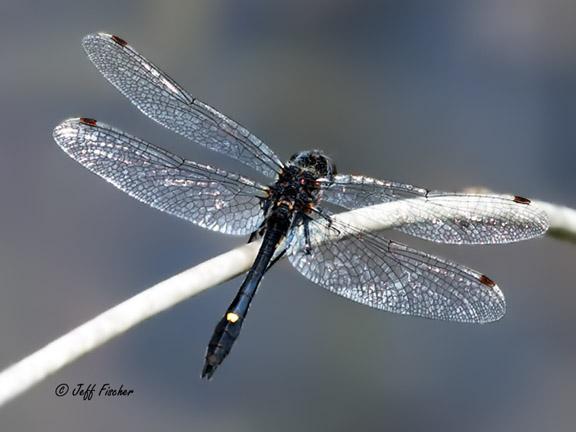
0, 198, 573, 407
533, 200, 576, 240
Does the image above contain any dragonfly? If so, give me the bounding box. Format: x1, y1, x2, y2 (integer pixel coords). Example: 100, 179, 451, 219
53, 33, 549, 379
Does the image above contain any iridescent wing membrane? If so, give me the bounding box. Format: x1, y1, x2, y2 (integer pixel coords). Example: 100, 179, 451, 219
54, 118, 267, 235
54, 32, 550, 324
82, 33, 283, 179
321, 175, 549, 244
288, 215, 505, 323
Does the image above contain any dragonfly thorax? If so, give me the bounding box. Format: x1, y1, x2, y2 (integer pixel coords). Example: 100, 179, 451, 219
267, 150, 335, 214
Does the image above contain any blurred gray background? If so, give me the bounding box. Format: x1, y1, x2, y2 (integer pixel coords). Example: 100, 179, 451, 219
0, 0, 575, 431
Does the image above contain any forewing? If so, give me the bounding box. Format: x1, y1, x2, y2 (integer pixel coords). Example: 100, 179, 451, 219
321, 174, 549, 244
53, 118, 267, 235
288, 217, 505, 323
81, 33, 284, 179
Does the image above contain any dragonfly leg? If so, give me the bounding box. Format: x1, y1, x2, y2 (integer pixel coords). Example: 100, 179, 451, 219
302, 215, 313, 255
258, 194, 271, 214
266, 248, 286, 271
310, 207, 339, 234
247, 220, 267, 243
248, 196, 272, 243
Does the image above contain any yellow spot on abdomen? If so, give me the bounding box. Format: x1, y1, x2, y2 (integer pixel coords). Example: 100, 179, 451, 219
226, 312, 240, 323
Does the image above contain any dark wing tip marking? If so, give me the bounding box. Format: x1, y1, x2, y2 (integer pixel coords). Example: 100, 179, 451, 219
79, 117, 98, 126
513, 195, 531, 205
111, 34, 128, 47
479, 274, 497, 288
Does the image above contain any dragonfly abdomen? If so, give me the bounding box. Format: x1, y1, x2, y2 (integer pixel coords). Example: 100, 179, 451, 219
202, 205, 292, 379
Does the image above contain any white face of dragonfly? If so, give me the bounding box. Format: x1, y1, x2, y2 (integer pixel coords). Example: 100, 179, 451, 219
286, 150, 337, 182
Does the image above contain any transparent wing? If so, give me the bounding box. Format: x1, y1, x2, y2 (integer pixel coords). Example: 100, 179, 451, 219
288, 216, 505, 323
53, 118, 267, 235
321, 174, 549, 244
81, 33, 284, 179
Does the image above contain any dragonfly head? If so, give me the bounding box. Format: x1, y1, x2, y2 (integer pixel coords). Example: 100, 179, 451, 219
287, 150, 336, 182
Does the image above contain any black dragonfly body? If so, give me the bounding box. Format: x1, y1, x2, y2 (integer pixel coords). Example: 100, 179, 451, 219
53, 33, 549, 379
203, 150, 336, 377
